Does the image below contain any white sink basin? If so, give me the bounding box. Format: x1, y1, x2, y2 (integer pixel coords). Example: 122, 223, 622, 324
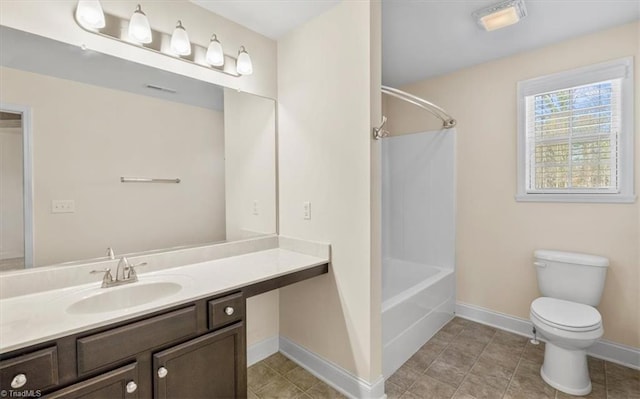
67, 281, 183, 314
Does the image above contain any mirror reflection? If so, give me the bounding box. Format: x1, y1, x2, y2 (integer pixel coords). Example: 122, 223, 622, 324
0, 26, 276, 270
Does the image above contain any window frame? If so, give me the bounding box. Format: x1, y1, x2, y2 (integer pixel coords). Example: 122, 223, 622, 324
516, 57, 635, 203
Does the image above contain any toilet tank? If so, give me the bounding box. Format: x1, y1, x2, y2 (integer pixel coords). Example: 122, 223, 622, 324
534, 250, 609, 306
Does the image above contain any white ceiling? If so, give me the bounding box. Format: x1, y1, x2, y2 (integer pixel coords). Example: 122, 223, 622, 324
383, 0, 640, 86
190, 0, 341, 39
192, 0, 639, 88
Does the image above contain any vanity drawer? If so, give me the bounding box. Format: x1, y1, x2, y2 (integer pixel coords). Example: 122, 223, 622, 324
44, 363, 139, 399
0, 346, 59, 392
77, 306, 197, 375
208, 293, 244, 330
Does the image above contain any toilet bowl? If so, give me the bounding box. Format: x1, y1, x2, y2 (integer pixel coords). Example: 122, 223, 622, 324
530, 297, 603, 395
530, 250, 609, 396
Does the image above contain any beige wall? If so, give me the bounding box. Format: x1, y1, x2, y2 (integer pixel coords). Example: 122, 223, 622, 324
278, 0, 382, 383
0, 0, 276, 99
0, 127, 24, 261
369, 0, 383, 381
0, 67, 226, 266
223, 89, 278, 347
384, 22, 640, 348
246, 291, 279, 349
224, 89, 277, 241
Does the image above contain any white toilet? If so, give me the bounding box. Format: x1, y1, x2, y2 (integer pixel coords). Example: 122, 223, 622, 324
530, 250, 609, 396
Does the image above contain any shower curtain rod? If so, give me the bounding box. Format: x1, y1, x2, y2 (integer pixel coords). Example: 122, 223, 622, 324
380, 85, 456, 129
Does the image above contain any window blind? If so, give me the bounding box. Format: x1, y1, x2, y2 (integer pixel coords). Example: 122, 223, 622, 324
524, 79, 621, 193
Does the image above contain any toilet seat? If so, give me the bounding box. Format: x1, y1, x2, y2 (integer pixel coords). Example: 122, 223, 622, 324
531, 297, 601, 332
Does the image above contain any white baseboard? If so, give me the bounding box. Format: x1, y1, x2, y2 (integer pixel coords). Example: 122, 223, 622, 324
455, 302, 533, 336
279, 336, 386, 399
247, 335, 279, 366
455, 302, 640, 370
589, 339, 640, 370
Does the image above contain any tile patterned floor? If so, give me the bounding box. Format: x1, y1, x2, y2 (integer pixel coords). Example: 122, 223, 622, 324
248, 318, 639, 399
248, 353, 347, 399
387, 317, 640, 399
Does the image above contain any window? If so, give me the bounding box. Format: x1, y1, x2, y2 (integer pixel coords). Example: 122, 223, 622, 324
516, 58, 634, 203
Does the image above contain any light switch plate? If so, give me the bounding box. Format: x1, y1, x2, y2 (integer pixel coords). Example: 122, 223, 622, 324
303, 201, 311, 220
52, 200, 75, 213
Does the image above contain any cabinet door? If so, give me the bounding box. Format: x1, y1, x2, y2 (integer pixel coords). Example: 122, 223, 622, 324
44, 363, 138, 399
153, 323, 246, 399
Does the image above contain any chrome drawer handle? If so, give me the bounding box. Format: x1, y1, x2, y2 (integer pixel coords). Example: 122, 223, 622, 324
126, 381, 137, 393
224, 306, 234, 316
11, 373, 27, 388
157, 367, 168, 378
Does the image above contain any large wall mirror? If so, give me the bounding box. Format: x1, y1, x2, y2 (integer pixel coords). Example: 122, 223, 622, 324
0, 26, 276, 270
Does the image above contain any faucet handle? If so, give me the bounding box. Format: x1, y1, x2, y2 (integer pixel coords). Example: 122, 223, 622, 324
126, 262, 148, 280
90, 267, 112, 274
90, 268, 114, 288
106, 247, 115, 260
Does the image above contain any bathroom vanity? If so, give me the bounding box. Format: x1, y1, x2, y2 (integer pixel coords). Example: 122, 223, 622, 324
0, 22, 325, 399
0, 241, 329, 398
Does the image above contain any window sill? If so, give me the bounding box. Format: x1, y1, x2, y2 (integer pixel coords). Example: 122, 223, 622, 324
515, 194, 637, 204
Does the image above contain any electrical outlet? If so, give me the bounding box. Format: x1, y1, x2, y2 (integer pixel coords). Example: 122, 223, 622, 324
52, 200, 75, 213
252, 200, 259, 215
303, 201, 311, 220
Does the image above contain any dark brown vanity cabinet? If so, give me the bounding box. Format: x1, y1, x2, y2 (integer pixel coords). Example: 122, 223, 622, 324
0, 346, 59, 393
44, 363, 139, 399
1, 292, 246, 399
153, 323, 246, 399
0, 263, 329, 399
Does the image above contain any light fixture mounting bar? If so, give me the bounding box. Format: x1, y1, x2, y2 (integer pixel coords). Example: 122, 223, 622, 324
74, 10, 242, 77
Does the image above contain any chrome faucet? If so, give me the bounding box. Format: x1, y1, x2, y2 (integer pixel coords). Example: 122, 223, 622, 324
115, 256, 130, 282
106, 247, 115, 260
91, 256, 148, 288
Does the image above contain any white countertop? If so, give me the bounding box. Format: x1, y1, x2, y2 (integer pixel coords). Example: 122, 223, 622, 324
0, 248, 328, 354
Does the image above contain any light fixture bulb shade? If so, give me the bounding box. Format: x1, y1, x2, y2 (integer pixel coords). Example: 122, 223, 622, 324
236, 47, 253, 76
75, 0, 106, 29
206, 37, 224, 67
480, 7, 520, 31
128, 5, 152, 44
472, 0, 527, 31
171, 21, 191, 56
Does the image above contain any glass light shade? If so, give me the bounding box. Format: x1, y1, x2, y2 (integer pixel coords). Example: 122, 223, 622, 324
75, 0, 105, 29
206, 35, 224, 67
236, 46, 253, 76
171, 21, 191, 56
128, 5, 152, 44
480, 7, 520, 31
473, 0, 527, 31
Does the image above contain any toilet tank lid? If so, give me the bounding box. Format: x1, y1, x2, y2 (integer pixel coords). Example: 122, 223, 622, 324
534, 250, 609, 268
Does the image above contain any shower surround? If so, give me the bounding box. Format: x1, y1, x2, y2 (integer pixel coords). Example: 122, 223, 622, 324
381, 128, 456, 377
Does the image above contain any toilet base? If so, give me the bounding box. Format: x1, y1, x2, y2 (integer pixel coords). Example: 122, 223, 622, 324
540, 342, 592, 396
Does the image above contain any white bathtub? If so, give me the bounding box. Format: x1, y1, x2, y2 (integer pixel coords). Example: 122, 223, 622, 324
382, 258, 455, 377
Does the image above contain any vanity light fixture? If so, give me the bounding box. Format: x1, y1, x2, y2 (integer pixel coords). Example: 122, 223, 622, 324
206, 34, 225, 67
171, 20, 191, 56
236, 46, 253, 76
75, 0, 105, 29
128, 4, 152, 44
73, 5, 250, 77
472, 0, 527, 31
